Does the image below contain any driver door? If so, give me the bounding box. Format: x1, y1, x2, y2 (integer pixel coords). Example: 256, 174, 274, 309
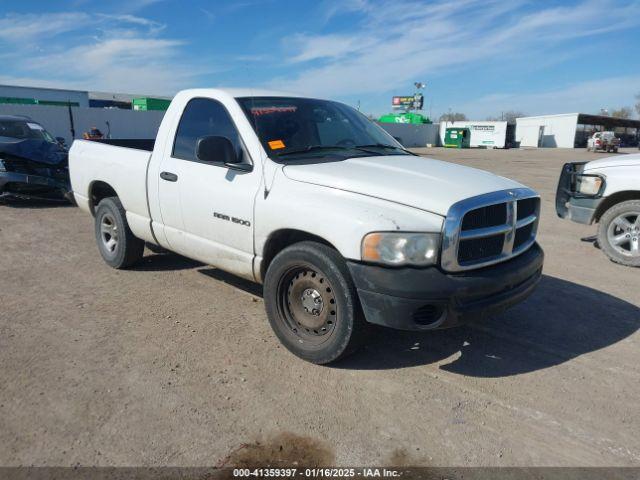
157, 97, 261, 279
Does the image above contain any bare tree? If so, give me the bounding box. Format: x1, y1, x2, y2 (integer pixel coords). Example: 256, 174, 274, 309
635, 93, 640, 116
611, 107, 632, 119
486, 110, 525, 123
439, 112, 468, 122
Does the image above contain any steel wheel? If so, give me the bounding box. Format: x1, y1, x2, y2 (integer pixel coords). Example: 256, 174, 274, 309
276, 265, 338, 346
100, 212, 119, 254
607, 211, 640, 257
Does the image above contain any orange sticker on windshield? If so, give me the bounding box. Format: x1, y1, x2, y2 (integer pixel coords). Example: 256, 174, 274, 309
268, 140, 286, 150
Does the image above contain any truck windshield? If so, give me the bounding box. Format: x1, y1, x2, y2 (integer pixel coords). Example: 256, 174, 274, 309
237, 97, 409, 161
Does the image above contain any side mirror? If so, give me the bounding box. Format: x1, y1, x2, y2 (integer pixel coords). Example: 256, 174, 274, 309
56, 137, 66, 146
196, 135, 237, 163
196, 135, 252, 172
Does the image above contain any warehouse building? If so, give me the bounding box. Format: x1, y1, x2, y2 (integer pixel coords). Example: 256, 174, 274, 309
89, 91, 173, 110
0, 84, 173, 110
516, 113, 640, 148
0, 84, 89, 107
89, 91, 138, 109
0, 84, 172, 145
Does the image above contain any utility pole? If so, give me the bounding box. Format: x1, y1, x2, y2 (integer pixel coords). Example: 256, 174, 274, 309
67, 100, 76, 140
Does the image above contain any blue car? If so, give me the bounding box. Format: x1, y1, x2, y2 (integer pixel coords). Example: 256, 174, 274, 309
0, 115, 71, 201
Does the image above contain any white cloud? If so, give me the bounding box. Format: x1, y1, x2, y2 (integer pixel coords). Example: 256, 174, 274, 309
120, 0, 167, 12
0, 11, 201, 94
287, 33, 377, 62
0, 13, 90, 42
270, 0, 640, 103
463, 75, 640, 119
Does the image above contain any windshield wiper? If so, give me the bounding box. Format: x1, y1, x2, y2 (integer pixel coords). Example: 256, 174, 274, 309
354, 143, 418, 156
276, 145, 353, 157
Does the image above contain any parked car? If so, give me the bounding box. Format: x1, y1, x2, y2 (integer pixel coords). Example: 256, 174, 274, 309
556, 154, 640, 266
0, 115, 71, 201
586, 131, 620, 153
69, 89, 544, 364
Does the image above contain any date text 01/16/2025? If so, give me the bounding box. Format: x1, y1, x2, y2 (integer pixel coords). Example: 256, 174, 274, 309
232, 468, 402, 477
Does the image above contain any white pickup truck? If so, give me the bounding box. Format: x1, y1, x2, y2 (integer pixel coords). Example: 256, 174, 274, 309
70, 89, 544, 364
556, 153, 640, 267
586, 131, 620, 153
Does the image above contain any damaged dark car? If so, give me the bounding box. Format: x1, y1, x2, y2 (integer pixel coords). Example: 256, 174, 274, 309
0, 115, 72, 202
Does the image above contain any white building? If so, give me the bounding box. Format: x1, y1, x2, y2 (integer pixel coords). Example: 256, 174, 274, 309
439, 121, 508, 148
515, 113, 579, 148
516, 113, 640, 148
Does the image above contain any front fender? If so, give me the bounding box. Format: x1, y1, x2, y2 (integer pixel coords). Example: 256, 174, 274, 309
254, 171, 444, 263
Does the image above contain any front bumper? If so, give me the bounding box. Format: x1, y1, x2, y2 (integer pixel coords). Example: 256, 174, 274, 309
561, 197, 602, 224
555, 162, 603, 225
0, 171, 69, 194
347, 243, 544, 331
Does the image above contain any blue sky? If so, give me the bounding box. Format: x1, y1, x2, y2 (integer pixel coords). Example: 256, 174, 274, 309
1, 0, 639, 119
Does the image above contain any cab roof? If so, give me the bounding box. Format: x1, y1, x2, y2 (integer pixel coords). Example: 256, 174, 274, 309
177, 88, 310, 99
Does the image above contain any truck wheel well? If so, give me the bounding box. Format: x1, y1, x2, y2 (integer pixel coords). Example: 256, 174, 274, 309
594, 191, 640, 222
89, 181, 118, 216
260, 229, 337, 281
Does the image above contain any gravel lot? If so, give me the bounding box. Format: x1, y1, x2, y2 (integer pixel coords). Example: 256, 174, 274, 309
1, 147, 638, 467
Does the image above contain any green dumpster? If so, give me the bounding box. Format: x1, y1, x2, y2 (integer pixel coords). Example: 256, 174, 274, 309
444, 127, 470, 148
132, 97, 171, 111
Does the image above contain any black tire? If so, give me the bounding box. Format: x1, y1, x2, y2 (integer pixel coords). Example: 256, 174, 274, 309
263, 241, 368, 364
94, 197, 144, 269
597, 200, 640, 267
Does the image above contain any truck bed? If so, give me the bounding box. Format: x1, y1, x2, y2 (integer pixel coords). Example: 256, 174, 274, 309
69, 139, 154, 242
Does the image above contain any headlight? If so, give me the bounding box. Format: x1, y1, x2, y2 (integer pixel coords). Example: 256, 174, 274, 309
0, 159, 6, 172
362, 232, 440, 266
577, 175, 604, 195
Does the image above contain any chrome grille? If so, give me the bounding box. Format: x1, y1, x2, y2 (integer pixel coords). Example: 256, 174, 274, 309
458, 233, 505, 264
461, 203, 507, 230
441, 188, 540, 272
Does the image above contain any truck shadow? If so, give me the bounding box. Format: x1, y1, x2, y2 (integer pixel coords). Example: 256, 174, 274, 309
126, 254, 639, 377
0, 196, 72, 209
199, 267, 264, 297
336, 275, 640, 376
133, 252, 205, 272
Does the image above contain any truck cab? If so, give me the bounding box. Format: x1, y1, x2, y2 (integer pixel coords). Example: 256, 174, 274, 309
70, 88, 544, 364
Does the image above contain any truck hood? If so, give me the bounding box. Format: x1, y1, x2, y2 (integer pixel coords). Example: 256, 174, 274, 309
282, 155, 525, 216
584, 153, 640, 172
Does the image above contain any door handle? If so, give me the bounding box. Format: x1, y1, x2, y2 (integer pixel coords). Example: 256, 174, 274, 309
160, 171, 178, 182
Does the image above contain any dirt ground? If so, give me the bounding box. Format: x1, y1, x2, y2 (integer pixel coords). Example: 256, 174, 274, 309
1, 147, 638, 467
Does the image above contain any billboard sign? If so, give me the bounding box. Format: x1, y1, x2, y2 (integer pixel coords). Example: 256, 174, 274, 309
392, 93, 424, 110
392, 96, 414, 108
